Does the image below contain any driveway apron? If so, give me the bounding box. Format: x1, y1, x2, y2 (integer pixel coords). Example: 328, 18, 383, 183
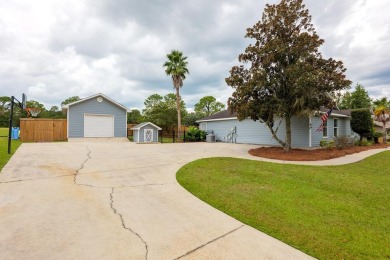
0, 141, 317, 259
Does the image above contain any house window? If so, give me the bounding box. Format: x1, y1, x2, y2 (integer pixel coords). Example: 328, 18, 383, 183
334, 118, 338, 137
323, 120, 328, 138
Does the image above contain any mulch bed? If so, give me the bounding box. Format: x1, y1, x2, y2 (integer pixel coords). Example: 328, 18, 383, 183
248, 144, 390, 161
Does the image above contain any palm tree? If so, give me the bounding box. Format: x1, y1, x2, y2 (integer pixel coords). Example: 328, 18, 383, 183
163, 50, 189, 139
374, 106, 390, 144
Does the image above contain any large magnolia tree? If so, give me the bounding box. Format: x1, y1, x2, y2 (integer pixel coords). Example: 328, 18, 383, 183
163, 50, 189, 139
226, 0, 351, 151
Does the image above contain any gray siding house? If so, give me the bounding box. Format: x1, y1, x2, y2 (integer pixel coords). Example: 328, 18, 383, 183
131, 122, 161, 143
62, 93, 130, 139
197, 108, 353, 148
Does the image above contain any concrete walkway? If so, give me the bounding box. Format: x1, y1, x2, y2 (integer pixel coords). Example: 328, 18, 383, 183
1, 142, 387, 259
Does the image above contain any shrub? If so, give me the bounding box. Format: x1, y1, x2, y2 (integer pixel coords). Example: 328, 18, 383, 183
319, 140, 328, 148
319, 140, 335, 149
350, 109, 372, 144
184, 127, 206, 142
358, 140, 373, 146
333, 136, 354, 149
373, 132, 382, 144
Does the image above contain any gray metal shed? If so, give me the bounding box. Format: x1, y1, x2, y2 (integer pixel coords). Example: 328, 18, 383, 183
131, 122, 162, 143
62, 93, 131, 139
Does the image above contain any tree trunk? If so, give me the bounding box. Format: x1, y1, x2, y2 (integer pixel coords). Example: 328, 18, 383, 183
266, 121, 286, 148
383, 119, 387, 144
284, 114, 292, 152
175, 86, 182, 140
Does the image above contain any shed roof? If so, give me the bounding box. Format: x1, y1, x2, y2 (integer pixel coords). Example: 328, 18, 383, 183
197, 108, 351, 123
62, 93, 131, 112
131, 122, 162, 130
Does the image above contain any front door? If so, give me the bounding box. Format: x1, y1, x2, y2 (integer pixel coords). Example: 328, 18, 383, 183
144, 129, 153, 142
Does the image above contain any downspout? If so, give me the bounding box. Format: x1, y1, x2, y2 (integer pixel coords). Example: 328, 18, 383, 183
309, 115, 312, 148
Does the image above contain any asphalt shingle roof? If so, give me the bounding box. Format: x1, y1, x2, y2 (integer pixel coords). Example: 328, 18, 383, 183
198, 110, 237, 121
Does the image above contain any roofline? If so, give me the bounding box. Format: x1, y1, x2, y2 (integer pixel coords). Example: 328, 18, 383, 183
331, 114, 349, 118
131, 122, 162, 130
319, 111, 350, 118
61, 93, 131, 112
197, 112, 349, 123
196, 117, 238, 123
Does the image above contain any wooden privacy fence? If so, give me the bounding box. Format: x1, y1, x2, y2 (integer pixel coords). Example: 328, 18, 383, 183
20, 118, 67, 142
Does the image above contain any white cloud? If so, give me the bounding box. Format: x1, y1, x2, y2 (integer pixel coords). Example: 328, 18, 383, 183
0, 0, 389, 110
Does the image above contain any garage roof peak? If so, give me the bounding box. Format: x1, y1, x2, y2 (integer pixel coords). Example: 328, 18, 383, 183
62, 93, 131, 112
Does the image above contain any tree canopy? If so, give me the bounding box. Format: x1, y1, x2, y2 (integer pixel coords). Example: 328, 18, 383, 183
194, 96, 225, 118
373, 97, 390, 109
226, 0, 351, 150
127, 109, 144, 124
143, 93, 187, 131
339, 84, 371, 109
61, 96, 81, 105
26, 100, 45, 109
0, 96, 11, 116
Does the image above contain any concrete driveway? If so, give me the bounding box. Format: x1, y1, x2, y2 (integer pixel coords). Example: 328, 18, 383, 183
0, 141, 318, 259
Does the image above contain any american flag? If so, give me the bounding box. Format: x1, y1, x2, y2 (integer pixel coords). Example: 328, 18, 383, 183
316, 109, 332, 132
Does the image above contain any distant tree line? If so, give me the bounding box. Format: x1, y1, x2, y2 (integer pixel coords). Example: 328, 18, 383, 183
128, 94, 225, 131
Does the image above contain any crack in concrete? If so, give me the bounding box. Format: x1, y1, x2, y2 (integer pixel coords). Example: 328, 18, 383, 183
174, 225, 245, 260
110, 187, 149, 260
73, 146, 92, 186
73, 146, 149, 259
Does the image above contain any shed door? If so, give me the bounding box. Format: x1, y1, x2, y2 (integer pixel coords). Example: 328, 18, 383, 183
144, 129, 153, 142
84, 114, 114, 137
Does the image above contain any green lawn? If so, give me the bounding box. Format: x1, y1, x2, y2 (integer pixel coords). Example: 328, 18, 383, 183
177, 153, 390, 259
0, 127, 22, 171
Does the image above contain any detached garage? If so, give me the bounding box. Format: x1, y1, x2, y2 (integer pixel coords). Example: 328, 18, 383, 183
62, 93, 130, 139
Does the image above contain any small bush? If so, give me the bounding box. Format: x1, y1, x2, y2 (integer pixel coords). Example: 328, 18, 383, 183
357, 140, 373, 146
184, 127, 207, 142
319, 140, 335, 149
333, 136, 354, 149
319, 140, 327, 148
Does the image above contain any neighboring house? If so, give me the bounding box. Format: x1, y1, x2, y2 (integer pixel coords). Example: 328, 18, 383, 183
197, 108, 353, 148
131, 122, 161, 143
373, 120, 390, 134
62, 93, 131, 139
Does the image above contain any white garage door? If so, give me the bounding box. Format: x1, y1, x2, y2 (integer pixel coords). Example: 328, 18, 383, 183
84, 114, 114, 137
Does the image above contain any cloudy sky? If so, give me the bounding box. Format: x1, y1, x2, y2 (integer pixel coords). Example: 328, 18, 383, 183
0, 0, 389, 111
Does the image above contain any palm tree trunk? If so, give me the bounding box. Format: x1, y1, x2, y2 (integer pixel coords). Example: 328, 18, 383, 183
383, 119, 387, 144
175, 87, 182, 140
